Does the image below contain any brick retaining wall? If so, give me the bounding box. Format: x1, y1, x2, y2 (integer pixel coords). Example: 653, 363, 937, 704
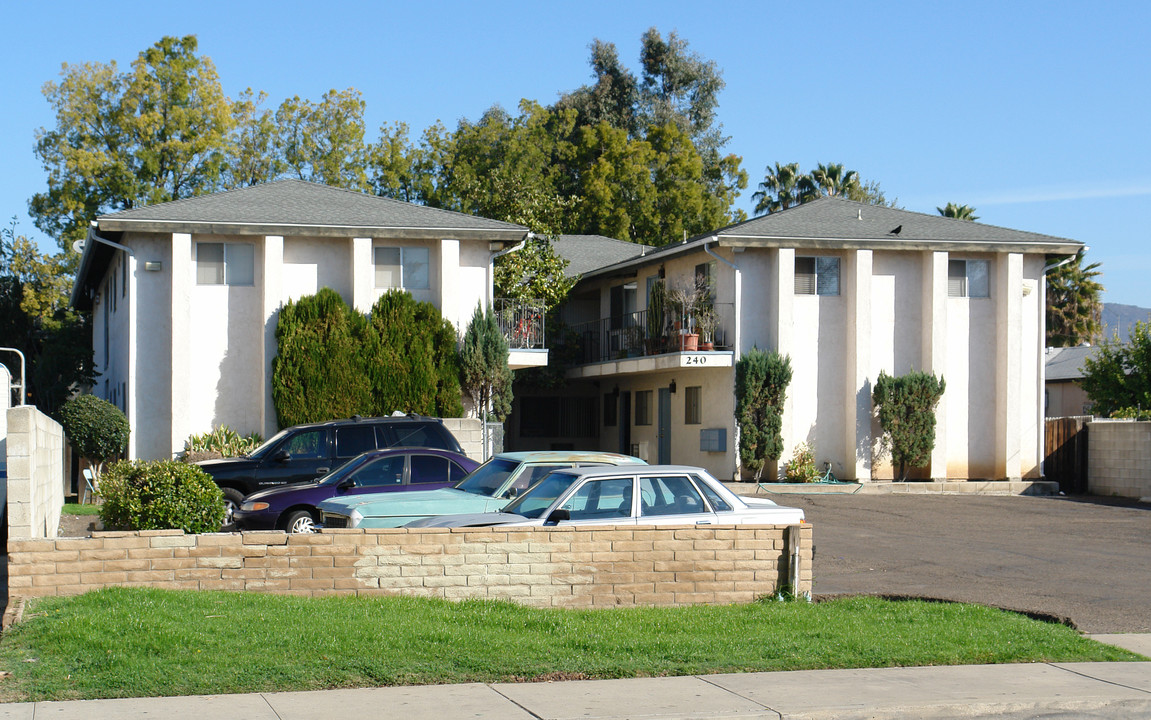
7, 524, 812, 608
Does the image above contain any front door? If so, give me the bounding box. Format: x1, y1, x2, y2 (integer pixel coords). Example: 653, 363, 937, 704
657, 387, 671, 464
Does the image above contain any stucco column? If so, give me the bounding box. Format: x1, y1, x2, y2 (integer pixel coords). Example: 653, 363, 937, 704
844, 249, 872, 481
922, 251, 949, 479
351, 237, 373, 314
997, 252, 1024, 479
170, 233, 192, 456
774, 248, 795, 461
440, 238, 461, 330
262, 236, 284, 438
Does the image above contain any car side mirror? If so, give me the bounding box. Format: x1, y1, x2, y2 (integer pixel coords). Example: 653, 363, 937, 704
545, 508, 570, 524
503, 487, 519, 500
274, 450, 290, 463
338, 479, 355, 491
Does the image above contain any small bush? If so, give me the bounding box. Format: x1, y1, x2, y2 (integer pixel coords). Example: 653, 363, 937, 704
100, 460, 225, 533
181, 426, 263, 462
784, 442, 817, 483
58, 395, 130, 481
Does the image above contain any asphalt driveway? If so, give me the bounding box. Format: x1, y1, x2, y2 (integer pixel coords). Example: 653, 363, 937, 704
779, 492, 1151, 633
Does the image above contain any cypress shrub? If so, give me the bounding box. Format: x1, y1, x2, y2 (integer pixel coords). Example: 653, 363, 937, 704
872, 370, 946, 481
459, 303, 513, 421
365, 290, 440, 416
272, 288, 373, 427
735, 348, 792, 481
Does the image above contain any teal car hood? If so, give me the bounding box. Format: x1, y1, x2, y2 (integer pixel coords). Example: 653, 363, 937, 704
318, 487, 505, 527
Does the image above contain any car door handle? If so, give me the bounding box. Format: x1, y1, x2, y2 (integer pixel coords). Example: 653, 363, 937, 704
317, 467, 329, 474
695, 520, 712, 525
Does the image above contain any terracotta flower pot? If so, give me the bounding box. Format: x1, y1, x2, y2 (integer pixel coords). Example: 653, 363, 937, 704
681, 333, 699, 352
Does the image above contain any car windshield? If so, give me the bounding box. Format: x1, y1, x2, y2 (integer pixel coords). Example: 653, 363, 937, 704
244, 429, 293, 460
454, 458, 519, 496
501, 471, 583, 519
317, 453, 377, 486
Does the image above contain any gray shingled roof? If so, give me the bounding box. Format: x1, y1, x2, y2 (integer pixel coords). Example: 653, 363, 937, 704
1045, 346, 1101, 381
97, 179, 527, 237
578, 197, 1083, 281
553, 235, 653, 278
717, 197, 1078, 248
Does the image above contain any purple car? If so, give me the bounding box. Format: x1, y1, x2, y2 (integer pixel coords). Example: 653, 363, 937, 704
232, 447, 478, 533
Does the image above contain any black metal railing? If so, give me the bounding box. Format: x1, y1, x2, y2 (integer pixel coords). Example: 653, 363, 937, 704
567, 303, 734, 364
495, 298, 546, 349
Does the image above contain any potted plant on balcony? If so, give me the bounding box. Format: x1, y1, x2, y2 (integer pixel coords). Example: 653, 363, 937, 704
646, 279, 667, 355
695, 306, 719, 351
667, 279, 702, 352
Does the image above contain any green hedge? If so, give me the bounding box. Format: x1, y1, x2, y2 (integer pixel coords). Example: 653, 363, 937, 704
272, 288, 463, 427
99, 460, 225, 533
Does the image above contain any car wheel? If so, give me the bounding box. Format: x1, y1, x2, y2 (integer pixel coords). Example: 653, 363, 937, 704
284, 510, 317, 534
221, 488, 244, 531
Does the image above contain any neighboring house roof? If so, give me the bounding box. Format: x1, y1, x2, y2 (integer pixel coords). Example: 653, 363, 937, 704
552, 235, 653, 278
1045, 346, 1101, 382
579, 197, 1084, 281
71, 180, 528, 309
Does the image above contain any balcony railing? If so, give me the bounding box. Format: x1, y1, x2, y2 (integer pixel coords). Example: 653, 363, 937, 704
495, 298, 546, 349
567, 303, 734, 365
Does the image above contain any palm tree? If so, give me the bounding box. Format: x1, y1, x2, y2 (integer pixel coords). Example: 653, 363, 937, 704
752, 162, 811, 215
937, 202, 979, 221
1046, 250, 1104, 347
809, 162, 860, 198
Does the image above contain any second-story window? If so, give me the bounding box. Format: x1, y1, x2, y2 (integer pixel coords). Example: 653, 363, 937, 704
196, 242, 254, 286
795, 256, 839, 295
375, 246, 430, 290
948, 259, 990, 298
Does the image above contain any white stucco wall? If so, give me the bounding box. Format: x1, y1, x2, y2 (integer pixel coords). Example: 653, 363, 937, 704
564, 243, 1049, 483
107, 231, 494, 461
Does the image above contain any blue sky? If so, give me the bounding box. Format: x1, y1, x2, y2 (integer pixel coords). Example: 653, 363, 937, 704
3, 1, 1148, 306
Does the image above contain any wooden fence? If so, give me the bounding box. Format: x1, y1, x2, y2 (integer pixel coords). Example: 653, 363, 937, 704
1044, 416, 1090, 494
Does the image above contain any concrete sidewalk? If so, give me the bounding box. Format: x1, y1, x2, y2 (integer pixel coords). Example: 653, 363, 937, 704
1, 659, 1147, 720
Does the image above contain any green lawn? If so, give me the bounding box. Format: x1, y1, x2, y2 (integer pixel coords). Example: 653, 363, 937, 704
0, 588, 1140, 702
61, 504, 102, 516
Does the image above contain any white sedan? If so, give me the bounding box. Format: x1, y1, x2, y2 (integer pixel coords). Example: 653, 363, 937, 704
405, 465, 804, 528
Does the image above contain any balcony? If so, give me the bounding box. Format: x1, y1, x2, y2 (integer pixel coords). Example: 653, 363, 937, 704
495, 298, 548, 369
565, 303, 735, 379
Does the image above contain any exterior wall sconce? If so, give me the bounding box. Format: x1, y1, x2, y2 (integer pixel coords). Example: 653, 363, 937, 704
669, 380, 677, 394
145, 261, 163, 272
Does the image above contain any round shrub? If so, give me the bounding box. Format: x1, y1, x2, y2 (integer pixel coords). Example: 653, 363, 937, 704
100, 460, 226, 533
58, 394, 130, 467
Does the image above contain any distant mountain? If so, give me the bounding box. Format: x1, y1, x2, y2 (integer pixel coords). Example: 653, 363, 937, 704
1101, 303, 1151, 343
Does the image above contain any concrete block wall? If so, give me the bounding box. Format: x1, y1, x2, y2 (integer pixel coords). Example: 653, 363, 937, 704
5, 406, 65, 539
7, 524, 812, 607
442, 418, 485, 461
1087, 420, 1151, 499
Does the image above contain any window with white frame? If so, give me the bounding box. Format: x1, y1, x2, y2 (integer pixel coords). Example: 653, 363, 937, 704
795, 256, 839, 295
374, 246, 430, 290
196, 242, 254, 286
948, 259, 989, 298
